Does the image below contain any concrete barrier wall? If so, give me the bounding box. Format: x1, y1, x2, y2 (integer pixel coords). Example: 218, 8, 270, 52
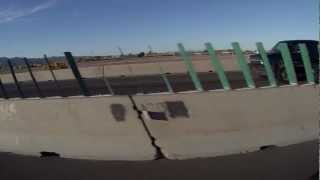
0, 85, 316, 161
133, 85, 319, 160
0, 96, 155, 161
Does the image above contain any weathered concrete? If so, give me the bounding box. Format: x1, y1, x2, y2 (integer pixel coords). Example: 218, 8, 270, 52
0, 81, 316, 161
0, 96, 156, 161
133, 85, 319, 160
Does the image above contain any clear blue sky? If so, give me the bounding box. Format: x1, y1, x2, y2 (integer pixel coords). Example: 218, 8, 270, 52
0, 0, 317, 57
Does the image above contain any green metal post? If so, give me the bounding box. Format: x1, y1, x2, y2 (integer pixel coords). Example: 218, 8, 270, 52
205, 43, 231, 90
0, 78, 8, 99
24, 58, 44, 98
44, 54, 62, 94
177, 43, 203, 91
7, 59, 25, 98
278, 43, 298, 85
64, 52, 90, 96
102, 65, 115, 95
232, 42, 256, 88
256, 42, 277, 87
159, 65, 173, 93
298, 44, 315, 83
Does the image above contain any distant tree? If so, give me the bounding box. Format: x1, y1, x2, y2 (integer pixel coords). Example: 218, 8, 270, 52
137, 52, 145, 58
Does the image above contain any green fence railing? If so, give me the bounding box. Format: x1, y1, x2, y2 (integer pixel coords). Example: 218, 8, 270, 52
178, 43, 204, 91
299, 44, 315, 84
232, 42, 256, 88
278, 43, 298, 85
177, 42, 317, 92
0, 41, 317, 99
256, 42, 277, 87
205, 43, 231, 90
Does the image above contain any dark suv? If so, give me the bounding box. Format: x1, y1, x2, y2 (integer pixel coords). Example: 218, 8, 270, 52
249, 40, 319, 83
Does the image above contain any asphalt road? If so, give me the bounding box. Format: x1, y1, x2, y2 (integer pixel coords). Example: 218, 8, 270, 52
0, 71, 274, 98
0, 141, 317, 180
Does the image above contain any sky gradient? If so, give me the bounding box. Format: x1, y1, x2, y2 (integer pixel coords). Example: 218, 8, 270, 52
0, 0, 318, 57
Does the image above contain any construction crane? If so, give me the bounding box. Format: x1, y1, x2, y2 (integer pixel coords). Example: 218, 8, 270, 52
118, 46, 124, 57
148, 45, 153, 55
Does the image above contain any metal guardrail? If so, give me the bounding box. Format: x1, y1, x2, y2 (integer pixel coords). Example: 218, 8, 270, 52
0, 42, 318, 99
178, 42, 317, 90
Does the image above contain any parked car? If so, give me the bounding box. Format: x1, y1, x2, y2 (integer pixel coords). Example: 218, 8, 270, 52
249, 40, 319, 83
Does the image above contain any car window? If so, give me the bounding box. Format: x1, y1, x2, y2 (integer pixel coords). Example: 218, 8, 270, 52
272, 41, 318, 55
306, 42, 319, 59
287, 43, 300, 53
271, 43, 281, 52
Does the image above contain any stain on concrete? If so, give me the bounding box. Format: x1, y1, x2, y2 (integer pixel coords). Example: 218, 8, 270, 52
165, 101, 189, 118
40, 152, 60, 158
147, 111, 168, 121
260, 145, 278, 151
0, 103, 17, 121
110, 104, 126, 122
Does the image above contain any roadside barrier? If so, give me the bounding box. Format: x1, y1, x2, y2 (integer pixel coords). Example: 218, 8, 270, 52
0, 41, 318, 161
132, 85, 318, 159
0, 96, 156, 160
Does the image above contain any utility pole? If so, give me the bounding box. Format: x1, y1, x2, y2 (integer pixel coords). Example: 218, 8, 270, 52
118, 46, 124, 57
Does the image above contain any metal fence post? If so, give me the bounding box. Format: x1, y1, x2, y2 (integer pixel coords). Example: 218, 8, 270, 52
298, 44, 315, 84
232, 42, 256, 88
0, 78, 8, 99
24, 58, 43, 98
256, 42, 277, 87
177, 43, 203, 91
205, 43, 231, 90
278, 43, 298, 85
158, 64, 174, 93
44, 54, 62, 94
64, 52, 90, 96
7, 59, 25, 98
102, 65, 114, 95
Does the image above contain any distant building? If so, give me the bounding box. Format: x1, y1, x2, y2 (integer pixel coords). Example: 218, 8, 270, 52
216, 49, 234, 55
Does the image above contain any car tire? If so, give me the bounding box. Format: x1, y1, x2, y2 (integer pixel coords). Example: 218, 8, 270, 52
279, 65, 288, 82
275, 63, 288, 83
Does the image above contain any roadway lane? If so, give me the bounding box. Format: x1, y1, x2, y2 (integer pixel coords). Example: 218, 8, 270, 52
0, 72, 272, 98
0, 141, 317, 180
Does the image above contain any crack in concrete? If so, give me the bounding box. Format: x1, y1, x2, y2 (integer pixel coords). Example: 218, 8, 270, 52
128, 95, 166, 160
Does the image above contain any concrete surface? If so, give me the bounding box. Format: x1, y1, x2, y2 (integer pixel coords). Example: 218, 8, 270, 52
0, 96, 156, 161
0, 140, 317, 180
133, 85, 319, 159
